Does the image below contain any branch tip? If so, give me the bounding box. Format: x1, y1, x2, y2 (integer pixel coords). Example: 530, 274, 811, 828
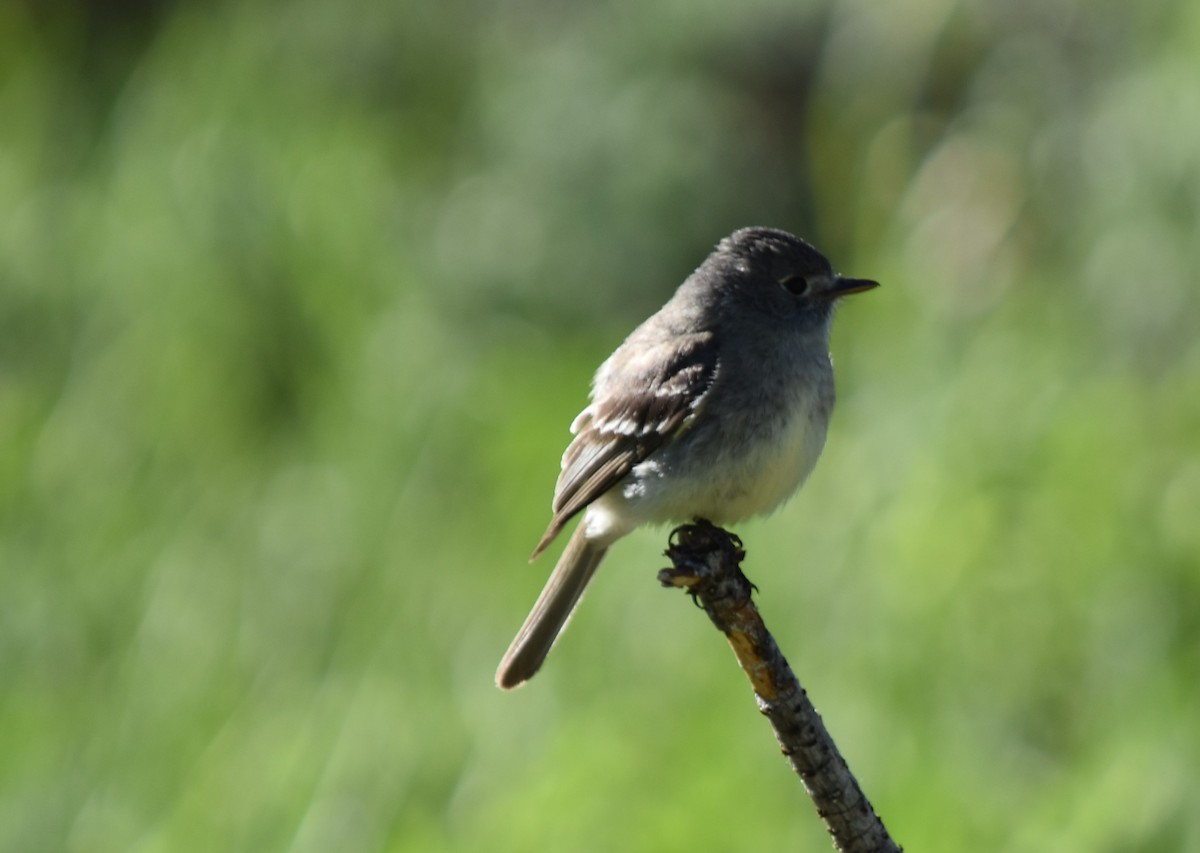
658, 521, 900, 853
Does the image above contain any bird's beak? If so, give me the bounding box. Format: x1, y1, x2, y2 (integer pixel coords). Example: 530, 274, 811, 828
828, 276, 880, 297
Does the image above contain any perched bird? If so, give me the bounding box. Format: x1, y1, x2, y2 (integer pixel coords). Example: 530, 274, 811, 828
497, 227, 878, 689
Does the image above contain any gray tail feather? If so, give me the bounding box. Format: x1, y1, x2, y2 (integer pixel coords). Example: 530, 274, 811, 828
496, 525, 607, 690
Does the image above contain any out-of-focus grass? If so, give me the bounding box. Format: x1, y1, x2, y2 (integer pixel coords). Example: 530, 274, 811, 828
2, 0, 1198, 850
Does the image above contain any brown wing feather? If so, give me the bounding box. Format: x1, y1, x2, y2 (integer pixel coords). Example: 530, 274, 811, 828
531, 332, 718, 558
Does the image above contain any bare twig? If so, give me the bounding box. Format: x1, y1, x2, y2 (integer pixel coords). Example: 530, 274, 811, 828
658, 521, 900, 853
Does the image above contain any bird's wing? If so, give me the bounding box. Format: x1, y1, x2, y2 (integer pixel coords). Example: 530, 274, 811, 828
531, 332, 718, 558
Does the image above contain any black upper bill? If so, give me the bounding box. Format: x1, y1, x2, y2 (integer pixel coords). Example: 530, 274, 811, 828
829, 276, 880, 297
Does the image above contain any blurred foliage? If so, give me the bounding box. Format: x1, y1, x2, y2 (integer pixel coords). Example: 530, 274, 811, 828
2, 0, 1198, 850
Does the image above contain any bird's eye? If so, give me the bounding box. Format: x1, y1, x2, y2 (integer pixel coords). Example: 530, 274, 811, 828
779, 273, 810, 296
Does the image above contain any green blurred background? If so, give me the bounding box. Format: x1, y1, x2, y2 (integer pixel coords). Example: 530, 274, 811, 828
3, 0, 1198, 850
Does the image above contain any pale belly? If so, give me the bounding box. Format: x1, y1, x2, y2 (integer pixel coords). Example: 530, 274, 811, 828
584, 403, 830, 540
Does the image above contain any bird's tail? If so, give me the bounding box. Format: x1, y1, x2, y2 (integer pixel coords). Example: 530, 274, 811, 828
495, 525, 607, 689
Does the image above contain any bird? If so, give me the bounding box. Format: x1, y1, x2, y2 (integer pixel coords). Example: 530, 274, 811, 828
496, 226, 878, 689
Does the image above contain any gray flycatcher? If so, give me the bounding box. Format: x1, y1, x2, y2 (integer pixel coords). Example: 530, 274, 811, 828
496, 227, 878, 689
